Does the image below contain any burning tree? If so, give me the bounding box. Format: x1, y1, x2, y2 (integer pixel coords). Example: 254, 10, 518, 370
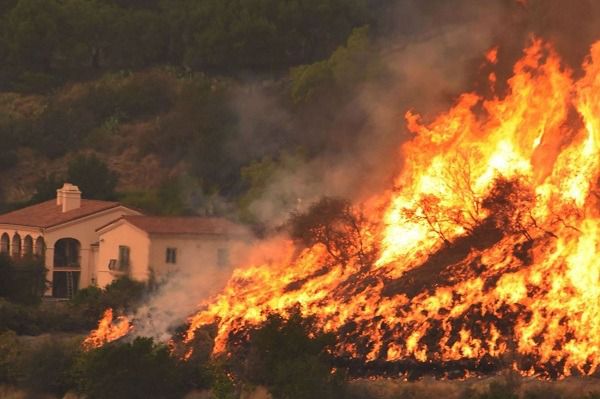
482, 176, 537, 242
289, 197, 376, 267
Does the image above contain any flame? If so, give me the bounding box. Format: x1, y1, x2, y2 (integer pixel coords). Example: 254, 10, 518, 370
88, 38, 600, 378
83, 308, 132, 349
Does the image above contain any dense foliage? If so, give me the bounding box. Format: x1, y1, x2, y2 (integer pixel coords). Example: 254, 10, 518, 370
0, 253, 46, 304
0, 277, 146, 335
0, 0, 372, 90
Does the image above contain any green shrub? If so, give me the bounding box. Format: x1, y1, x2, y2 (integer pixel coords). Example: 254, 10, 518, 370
228, 307, 345, 399
20, 336, 81, 396
0, 254, 47, 305
71, 277, 147, 327
73, 337, 190, 399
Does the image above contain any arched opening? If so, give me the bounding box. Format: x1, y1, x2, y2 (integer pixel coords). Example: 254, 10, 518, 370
52, 238, 81, 298
11, 233, 21, 258
0, 233, 9, 254
35, 236, 45, 257
53, 238, 81, 268
23, 235, 33, 256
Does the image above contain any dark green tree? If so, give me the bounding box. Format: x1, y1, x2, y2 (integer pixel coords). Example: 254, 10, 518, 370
0, 253, 47, 305
66, 154, 118, 200
5, 0, 63, 71
30, 173, 63, 203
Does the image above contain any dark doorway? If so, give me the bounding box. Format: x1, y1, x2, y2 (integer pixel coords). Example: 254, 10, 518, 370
52, 271, 80, 298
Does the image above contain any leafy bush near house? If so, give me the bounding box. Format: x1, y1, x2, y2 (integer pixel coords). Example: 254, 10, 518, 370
0, 254, 47, 305
0, 300, 90, 335
71, 276, 147, 327
72, 337, 191, 399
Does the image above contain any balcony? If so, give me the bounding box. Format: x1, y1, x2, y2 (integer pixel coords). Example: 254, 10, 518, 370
108, 259, 129, 275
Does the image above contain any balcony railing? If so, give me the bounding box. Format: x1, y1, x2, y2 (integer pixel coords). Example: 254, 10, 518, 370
108, 259, 129, 274
53, 255, 81, 268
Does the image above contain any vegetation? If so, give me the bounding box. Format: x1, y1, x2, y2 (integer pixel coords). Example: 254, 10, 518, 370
227, 307, 345, 399
73, 337, 191, 399
0, 253, 46, 305
0, 0, 385, 220
0, 277, 146, 335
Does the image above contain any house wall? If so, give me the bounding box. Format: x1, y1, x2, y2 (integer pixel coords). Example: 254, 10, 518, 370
97, 223, 150, 287
44, 207, 140, 293
148, 234, 236, 279
0, 226, 44, 257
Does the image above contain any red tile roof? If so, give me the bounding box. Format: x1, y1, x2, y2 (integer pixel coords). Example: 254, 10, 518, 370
121, 215, 245, 236
0, 199, 122, 228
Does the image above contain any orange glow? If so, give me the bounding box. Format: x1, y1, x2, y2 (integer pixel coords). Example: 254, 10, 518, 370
88, 39, 600, 378
83, 308, 131, 349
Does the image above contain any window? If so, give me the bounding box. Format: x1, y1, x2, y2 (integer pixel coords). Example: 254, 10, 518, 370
217, 248, 229, 267
108, 259, 117, 270
119, 245, 130, 268
166, 247, 177, 264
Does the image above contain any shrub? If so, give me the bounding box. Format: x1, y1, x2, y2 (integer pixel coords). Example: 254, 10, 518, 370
0, 254, 47, 305
73, 337, 190, 399
228, 307, 345, 399
71, 277, 147, 327
20, 336, 81, 396
0, 330, 21, 384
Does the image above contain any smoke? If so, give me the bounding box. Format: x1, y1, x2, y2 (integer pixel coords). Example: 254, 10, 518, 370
231, 1, 511, 228
122, 0, 600, 342
123, 231, 301, 342
128, 264, 231, 342
228, 0, 600, 229
125, 228, 256, 342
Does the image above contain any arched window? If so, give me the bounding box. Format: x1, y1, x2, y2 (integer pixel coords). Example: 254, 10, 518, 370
0, 233, 9, 254
35, 237, 45, 257
53, 238, 81, 268
23, 235, 33, 256
11, 233, 21, 258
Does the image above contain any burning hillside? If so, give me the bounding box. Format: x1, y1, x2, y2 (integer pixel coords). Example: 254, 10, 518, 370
87, 39, 600, 379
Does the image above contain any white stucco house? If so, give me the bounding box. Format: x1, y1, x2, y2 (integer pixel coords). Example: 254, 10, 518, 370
0, 183, 245, 298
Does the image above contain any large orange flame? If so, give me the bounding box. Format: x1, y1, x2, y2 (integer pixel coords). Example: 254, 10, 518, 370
87, 39, 600, 378
83, 308, 132, 350
181, 39, 600, 378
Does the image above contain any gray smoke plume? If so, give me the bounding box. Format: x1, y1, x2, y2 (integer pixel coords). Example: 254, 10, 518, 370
124, 0, 600, 342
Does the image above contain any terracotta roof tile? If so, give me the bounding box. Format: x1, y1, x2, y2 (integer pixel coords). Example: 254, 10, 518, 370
0, 199, 121, 228
122, 215, 245, 235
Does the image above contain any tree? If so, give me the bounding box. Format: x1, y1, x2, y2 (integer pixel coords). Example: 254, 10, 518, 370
289, 197, 374, 267
73, 337, 190, 399
30, 173, 63, 203
482, 176, 537, 241
5, 0, 63, 71
0, 253, 47, 305
67, 154, 118, 200
290, 25, 379, 104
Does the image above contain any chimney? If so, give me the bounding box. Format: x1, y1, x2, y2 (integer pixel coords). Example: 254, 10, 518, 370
56, 183, 81, 213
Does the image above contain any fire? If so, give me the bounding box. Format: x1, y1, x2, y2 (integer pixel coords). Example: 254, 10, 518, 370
83, 308, 132, 349
89, 38, 600, 378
